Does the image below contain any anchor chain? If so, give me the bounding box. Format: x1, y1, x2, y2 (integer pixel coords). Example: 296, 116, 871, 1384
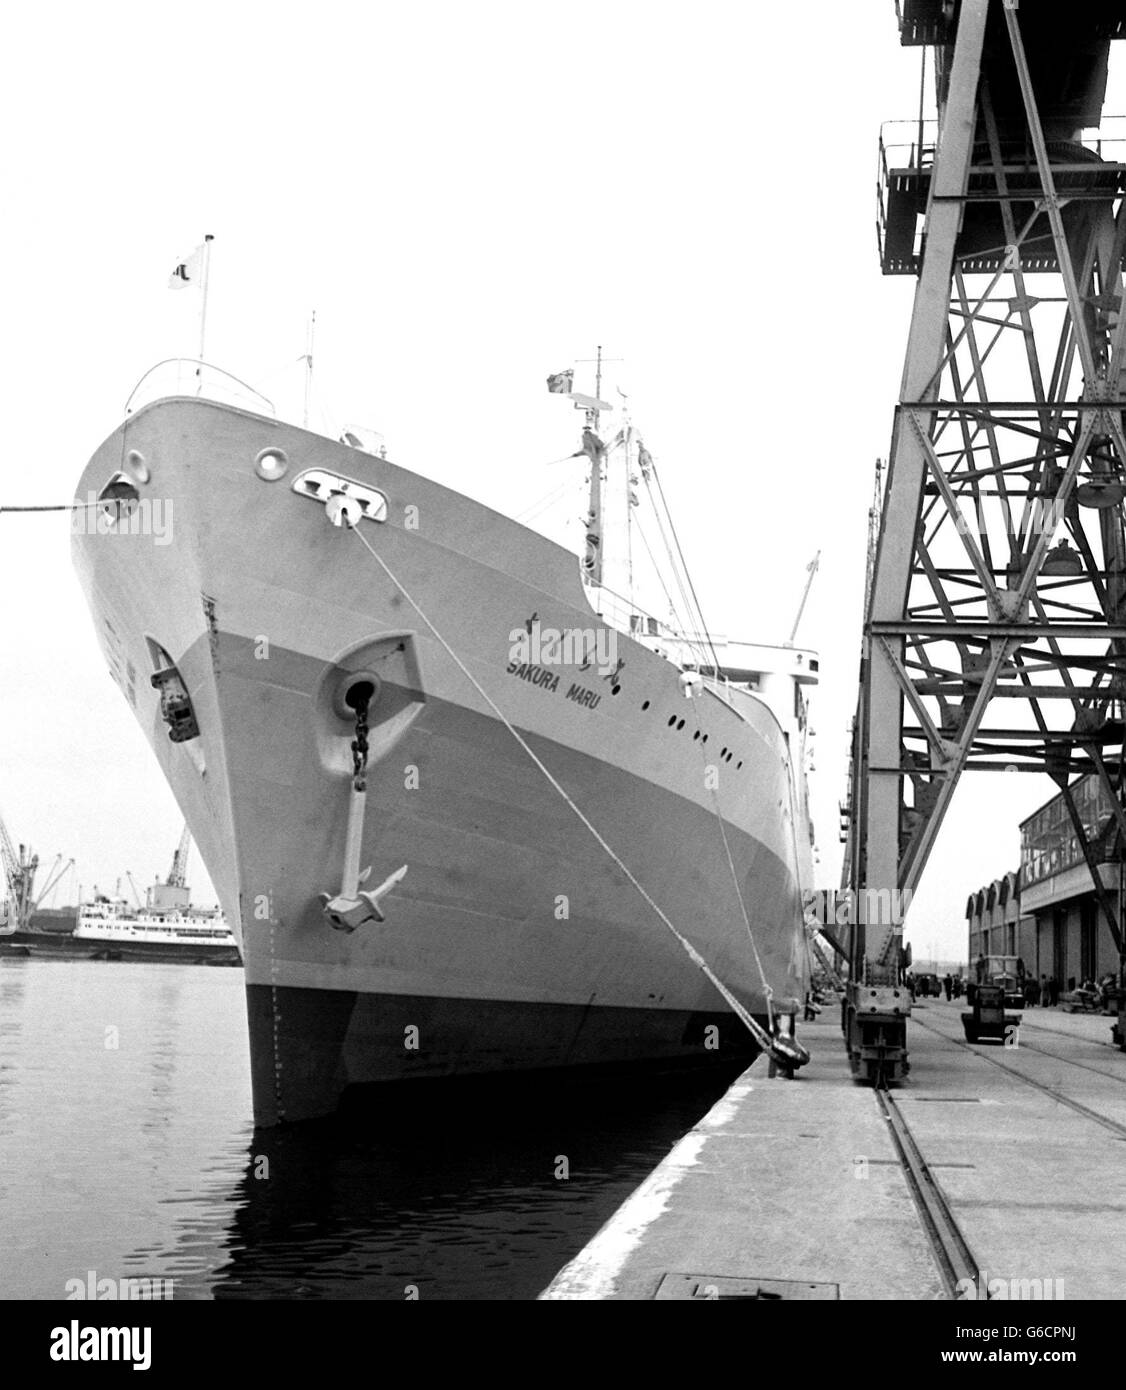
350, 699, 370, 792
320, 685, 408, 932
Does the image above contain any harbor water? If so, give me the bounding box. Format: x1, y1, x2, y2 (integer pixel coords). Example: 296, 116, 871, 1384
0, 958, 741, 1300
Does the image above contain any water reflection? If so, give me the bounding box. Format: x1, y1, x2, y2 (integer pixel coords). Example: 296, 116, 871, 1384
213, 1069, 744, 1301
0, 959, 746, 1301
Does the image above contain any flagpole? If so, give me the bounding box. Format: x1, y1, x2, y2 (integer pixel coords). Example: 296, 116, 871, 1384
303, 309, 316, 429
196, 234, 214, 393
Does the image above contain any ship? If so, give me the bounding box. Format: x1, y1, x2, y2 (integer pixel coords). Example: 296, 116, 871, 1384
0, 904, 79, 955
72, 894, 238, 964
0, 821, 237, 964
72, 827, 239, 964
72, 354, 818, 1124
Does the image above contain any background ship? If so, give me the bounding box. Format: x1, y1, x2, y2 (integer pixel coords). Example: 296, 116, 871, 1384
73, 826, 239, 964
0, 817, 237, 964
72, 354, 818, 1124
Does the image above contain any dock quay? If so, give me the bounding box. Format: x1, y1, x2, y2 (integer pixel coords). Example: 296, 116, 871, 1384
541, 999, 1126, 1301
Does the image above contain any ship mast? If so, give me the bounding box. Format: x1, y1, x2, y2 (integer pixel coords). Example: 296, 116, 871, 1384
584, 345, 605, 587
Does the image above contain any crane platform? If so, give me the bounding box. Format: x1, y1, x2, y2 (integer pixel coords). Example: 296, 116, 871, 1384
878, 125, 1126, 276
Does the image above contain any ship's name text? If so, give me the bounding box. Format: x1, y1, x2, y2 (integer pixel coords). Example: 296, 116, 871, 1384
505, 661, 601, 710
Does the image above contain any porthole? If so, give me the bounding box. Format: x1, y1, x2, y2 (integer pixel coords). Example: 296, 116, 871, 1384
255, 447, 289, 481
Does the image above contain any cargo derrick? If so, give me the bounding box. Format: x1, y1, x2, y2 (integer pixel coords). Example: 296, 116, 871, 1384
846, 0, 1126, 1081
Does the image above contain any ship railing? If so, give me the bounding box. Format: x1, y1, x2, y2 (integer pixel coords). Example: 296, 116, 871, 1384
588, 582, 719, 667
124, 360, 277, 419
588, 582, 741, 707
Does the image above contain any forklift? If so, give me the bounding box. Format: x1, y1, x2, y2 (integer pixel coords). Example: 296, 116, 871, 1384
962, 955, 1023, 1044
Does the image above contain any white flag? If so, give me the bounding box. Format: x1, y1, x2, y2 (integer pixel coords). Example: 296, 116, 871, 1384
168, 243, 207, 289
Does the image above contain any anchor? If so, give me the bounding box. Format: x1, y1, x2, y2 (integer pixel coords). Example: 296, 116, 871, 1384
320, 861, 409, 933
320, 680, 408, 932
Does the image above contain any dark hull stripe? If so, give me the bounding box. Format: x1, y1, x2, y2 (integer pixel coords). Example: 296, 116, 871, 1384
247, 982, 762, 1125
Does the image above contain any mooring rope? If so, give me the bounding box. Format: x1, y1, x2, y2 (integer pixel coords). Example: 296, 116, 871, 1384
0, 502, 96, 514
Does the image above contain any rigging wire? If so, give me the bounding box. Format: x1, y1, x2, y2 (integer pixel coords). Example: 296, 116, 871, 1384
631, 515, 713, 666
636, 455, 717, 656
646, 454, 724, 678
632, 508, 715, 665
638, 471, 702, 638
514, 479, 574, 525
624, 427, 636, 605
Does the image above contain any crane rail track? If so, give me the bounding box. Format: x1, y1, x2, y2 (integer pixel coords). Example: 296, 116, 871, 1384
912, 1015, 1126, 1140
1017, 1036, 1126, 1086
875, 1086, 981, 1297
1018, 1016, 1118, 1046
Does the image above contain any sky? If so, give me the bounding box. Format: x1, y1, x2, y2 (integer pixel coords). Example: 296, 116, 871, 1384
1, 2, 1123, 960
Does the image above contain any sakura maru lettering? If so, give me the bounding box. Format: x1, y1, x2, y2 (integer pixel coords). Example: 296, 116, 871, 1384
566, 682, 601, 709
505, 660, 560, 692
504, 660, 602, 709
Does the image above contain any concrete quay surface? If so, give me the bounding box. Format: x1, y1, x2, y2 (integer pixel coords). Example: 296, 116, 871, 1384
541, 998, 1126, 1300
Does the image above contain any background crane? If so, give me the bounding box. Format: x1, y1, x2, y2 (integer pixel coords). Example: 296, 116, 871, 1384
0, 805, 71, 935
166, 825, 191, 890
0, 807, 36, 933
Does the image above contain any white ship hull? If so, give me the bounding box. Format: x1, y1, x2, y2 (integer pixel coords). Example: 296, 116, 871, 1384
75, 913, 237, 951
73, 397, 813, 1124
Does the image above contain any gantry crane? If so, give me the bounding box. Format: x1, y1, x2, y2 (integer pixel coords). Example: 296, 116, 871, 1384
845, 0, 1126, 1080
